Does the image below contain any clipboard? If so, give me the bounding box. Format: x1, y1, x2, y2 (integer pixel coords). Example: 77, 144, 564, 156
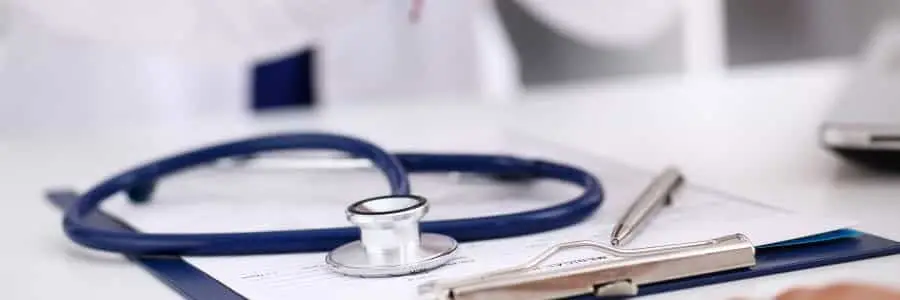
46, 189, 900, 299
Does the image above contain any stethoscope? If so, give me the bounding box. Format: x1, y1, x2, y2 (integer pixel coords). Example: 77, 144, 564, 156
61, 132, 603, 277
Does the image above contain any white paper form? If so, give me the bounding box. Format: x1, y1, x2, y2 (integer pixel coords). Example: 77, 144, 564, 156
100, 139, 855, 300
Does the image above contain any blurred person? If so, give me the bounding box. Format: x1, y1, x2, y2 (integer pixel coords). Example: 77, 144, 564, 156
6, 0, 678, 109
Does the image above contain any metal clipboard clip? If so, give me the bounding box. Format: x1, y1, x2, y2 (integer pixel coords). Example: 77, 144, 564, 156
418, 234, 756, 300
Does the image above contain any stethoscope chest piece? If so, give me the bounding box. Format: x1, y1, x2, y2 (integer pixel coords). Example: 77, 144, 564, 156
326, 195, 458, 277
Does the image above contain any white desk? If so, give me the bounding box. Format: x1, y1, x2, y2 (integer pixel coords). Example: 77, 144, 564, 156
3, 59, 899, 299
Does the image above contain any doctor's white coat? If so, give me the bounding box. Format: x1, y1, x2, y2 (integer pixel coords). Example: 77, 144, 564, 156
5, 0, 679, 110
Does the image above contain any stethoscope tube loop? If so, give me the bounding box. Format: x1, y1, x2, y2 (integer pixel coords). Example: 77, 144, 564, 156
60, 132, 604, 257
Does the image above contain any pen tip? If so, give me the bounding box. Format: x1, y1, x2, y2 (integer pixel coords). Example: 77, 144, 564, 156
611, 239, 620, 246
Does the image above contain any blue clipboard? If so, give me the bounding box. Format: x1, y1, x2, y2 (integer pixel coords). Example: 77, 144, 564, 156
46, 190, 900, 299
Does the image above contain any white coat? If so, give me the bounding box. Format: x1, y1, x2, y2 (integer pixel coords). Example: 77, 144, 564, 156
3, 0, 679, 114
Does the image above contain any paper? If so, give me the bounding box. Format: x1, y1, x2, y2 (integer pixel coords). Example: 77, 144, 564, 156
100, 144, 854, 300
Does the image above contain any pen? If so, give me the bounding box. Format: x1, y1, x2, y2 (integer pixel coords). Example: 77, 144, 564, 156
610, 167, 684, 247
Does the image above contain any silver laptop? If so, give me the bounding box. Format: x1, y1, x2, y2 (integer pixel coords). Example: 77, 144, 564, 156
821, 21, 900, 161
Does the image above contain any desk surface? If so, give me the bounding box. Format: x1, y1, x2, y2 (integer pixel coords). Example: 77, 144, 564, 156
3, 59, 900, 299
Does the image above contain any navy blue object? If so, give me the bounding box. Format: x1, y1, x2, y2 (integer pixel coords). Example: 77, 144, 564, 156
760, 229, 862, 249
60, 132, 603, 256
46, 191, 900, 300
251, 50, 316, 110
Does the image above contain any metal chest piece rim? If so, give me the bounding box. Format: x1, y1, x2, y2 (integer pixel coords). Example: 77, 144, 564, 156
326, 195, 459, 277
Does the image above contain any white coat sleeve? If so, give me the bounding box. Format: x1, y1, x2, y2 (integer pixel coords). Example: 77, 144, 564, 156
8, 0, 377, 62
512, 0, 680, 48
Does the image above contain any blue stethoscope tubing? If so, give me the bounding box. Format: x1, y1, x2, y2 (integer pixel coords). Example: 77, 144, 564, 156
62, 132, 604, 256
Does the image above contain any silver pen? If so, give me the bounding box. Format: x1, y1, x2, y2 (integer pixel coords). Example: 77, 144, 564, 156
610, 167, 684, 246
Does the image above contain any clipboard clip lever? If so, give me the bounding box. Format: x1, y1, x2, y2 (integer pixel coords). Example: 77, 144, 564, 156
418, 234, 757, 300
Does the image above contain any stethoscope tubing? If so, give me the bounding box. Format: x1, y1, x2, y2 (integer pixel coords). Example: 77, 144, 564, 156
61, 133, 603, 256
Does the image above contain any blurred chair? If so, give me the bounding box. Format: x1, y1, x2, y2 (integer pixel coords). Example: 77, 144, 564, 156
496, 0, 687, 86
